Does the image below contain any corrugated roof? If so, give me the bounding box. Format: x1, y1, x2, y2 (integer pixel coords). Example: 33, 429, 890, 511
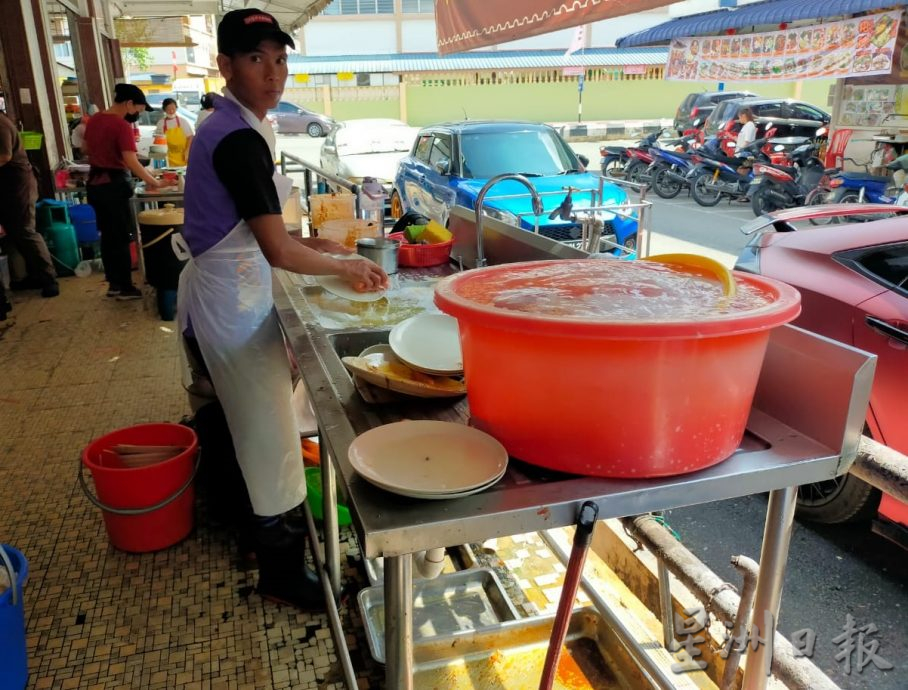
288, 48, 669, 75
617, 0, 908, 48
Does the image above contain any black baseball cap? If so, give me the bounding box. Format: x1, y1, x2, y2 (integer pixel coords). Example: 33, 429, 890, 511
218, 9, 295, 56
113, 83, 154, 111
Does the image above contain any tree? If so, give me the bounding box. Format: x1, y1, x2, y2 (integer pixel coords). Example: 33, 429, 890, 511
124, 47, 151, 72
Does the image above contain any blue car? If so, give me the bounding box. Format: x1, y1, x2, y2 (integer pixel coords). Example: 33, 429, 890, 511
390, 121, 638, 252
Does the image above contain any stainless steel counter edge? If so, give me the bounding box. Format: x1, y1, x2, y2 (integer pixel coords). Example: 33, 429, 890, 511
273, 270, 876, 561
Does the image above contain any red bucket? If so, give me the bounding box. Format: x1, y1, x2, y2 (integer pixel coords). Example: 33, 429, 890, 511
80, 424, 199, 553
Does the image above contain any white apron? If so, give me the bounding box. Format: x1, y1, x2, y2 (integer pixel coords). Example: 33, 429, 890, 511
174, 133, 303, 516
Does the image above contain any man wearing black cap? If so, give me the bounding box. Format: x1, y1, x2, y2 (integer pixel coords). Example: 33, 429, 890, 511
177, 10, 386, 611
83, 83, 163, 300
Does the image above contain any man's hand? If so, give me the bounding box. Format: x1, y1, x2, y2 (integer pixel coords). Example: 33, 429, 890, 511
338, 258, 389, 293
145, 177, 165, 189
297, 236, 352, 255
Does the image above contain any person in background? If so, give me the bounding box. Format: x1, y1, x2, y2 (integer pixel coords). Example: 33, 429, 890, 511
83, 83, 162, 300
0, 111, 59, 298
178, 8, 387, 610
194, 92, 216, 129
154, 98, 195, 167
735, 107, 757, 182
736, 107, 757, 152
70, 104, 98, 160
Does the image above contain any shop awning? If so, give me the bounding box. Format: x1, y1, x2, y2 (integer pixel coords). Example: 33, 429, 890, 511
117, 0, 333, 33
617, 0, 908, 47
288, 47, 668, 75
435, 0, 677, 54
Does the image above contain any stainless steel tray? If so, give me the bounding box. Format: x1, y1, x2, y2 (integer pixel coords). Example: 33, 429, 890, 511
359, 567, 519, 664
413, 607, 652, 689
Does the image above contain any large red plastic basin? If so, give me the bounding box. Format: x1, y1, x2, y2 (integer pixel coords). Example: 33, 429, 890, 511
434, 259, 801, 478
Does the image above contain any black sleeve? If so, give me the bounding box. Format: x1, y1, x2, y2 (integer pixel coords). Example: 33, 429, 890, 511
212, 129, 281, 221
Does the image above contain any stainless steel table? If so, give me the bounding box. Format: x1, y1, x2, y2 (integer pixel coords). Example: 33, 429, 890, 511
273, 267, 875, 690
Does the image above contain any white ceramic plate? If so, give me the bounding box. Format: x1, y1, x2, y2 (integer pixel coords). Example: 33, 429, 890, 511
348, 420, 508, 495
316, 274, 387, 302
389, 314, 463, 375
364, 469, 506, 500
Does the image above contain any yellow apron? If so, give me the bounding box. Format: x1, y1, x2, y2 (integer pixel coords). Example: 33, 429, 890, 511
163, 116, 189, 167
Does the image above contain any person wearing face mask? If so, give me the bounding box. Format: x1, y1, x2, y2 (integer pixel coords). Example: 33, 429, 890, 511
154, 97, 195, 167
83, 83, 163, 299
176, 9, 387, 610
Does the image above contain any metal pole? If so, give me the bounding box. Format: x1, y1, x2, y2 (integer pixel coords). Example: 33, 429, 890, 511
657, 558, 675, 649
741, 487, 798, 690
385, 554, 414, 690
539, 530, 678, 690
319, 431, 342, 598
301, 501, 359, 690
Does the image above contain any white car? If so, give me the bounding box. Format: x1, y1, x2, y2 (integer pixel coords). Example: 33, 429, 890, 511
319, 118, 419, 188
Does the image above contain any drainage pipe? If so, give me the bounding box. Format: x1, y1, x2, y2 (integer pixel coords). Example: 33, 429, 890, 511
622, 515, 839, 690
721, 555, 759, 690
413, 548, 446, 579
852, 436, 908, 503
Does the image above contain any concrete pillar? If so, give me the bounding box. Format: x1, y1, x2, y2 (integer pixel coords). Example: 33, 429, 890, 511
0, 0, 68, 191
76, 16, 112, 110
399, 80, 407, 123
322, 84, 331, 116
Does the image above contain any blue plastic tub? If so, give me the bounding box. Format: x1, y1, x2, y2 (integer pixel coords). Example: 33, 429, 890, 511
0, 544, 29, 690
68, 204, 100, 244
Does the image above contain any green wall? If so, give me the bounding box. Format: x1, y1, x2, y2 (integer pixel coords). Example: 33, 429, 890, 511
403, 79, 835, 126
329, 100, 401, 121
286, 78, 835, 127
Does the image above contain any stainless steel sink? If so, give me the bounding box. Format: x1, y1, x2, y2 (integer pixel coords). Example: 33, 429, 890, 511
326, 329, 391, 359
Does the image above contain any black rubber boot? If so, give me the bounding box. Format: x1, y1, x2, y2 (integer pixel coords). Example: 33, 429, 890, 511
254, 519, 326, 612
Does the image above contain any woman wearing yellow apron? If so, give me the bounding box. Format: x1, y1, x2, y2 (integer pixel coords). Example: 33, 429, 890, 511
155, 98, 195, 167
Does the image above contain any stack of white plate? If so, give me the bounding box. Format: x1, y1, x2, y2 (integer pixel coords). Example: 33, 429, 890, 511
389, 313, 463, 376
348, 420, 507, 499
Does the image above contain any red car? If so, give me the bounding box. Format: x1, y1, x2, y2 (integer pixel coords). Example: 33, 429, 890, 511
737, 204, 908, 528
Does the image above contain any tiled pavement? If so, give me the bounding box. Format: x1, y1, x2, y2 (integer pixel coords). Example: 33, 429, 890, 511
0, 275, 382, 690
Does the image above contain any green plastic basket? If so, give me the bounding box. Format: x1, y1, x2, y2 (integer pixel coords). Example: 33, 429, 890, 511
21, 131, 43, 150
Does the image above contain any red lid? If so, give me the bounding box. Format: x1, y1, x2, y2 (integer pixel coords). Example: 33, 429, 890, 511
434, 260, 801, 340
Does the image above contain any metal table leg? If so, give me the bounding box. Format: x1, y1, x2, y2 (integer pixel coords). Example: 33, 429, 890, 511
742, 486, 798, 690
319, 431, 342, 598
385, 554, 414, 689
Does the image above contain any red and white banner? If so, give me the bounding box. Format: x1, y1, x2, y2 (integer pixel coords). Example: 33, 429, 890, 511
435, 0, 675, 54
665, 10, 901, 82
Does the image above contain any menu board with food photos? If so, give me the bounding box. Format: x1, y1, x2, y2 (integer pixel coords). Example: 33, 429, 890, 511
665, 10, 901, 82
839, 85, 900, 127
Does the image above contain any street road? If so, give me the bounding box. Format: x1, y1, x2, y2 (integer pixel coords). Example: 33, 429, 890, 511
276, 132, 907, 689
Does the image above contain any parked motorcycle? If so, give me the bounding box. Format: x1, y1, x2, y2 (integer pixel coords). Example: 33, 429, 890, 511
648, 136, 702, 199
829, 154, 908, 205
686, 138, 767, 207
601, 127, 695, 181
749, 142, 827, 216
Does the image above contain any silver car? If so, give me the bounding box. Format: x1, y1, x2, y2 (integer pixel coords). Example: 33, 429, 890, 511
268, 100, 335, 137
319, 119, 419, 188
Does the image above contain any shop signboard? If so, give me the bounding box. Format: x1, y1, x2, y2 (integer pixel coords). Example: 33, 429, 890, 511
665, 10, 901, 82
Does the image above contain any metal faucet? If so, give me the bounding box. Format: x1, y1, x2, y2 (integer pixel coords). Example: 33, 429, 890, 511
473, 173, 544, 268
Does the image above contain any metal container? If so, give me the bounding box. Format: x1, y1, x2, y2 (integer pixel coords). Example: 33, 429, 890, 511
358, 567, 519, 663
413, 607, 644, 688
356, 236, 400, 275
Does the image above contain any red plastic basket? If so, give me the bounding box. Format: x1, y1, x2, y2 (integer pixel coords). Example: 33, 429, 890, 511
388, 232, 453, 267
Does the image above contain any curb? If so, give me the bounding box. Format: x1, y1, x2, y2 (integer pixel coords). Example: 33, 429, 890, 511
556, 119, 674, 142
